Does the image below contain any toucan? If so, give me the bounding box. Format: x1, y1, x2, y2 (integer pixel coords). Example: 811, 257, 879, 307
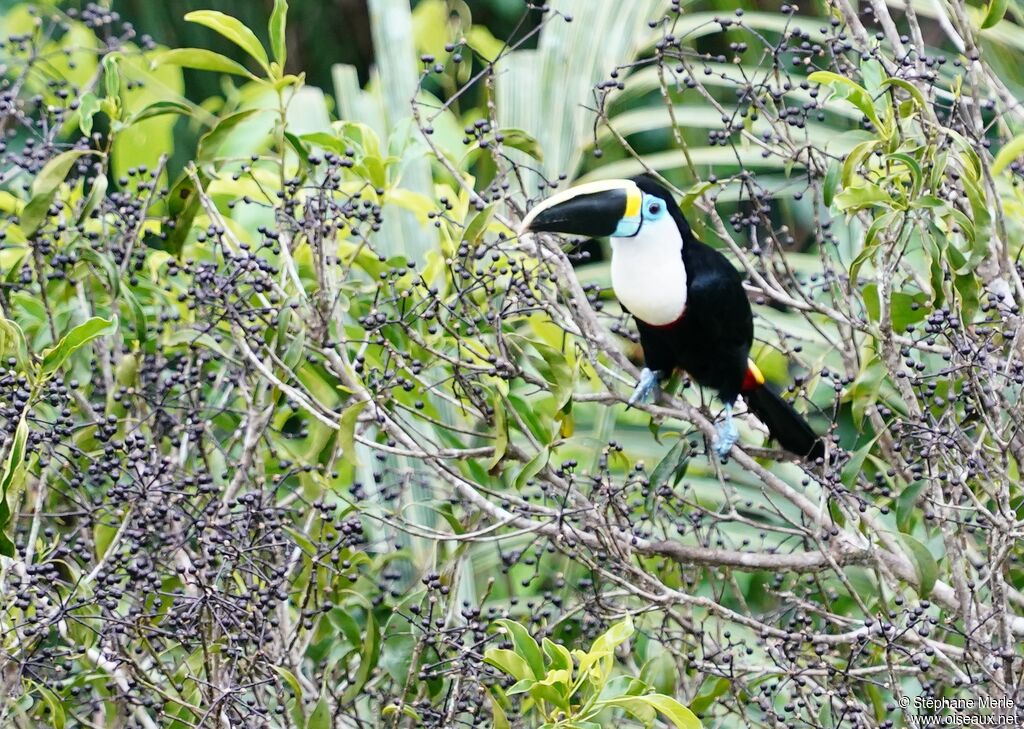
519, 175, 825, 461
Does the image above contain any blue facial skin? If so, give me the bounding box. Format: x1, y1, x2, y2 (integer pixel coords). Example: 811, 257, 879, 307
611, 192, 669, 238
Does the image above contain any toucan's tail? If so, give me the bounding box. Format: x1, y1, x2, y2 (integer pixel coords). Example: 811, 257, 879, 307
742, 362, 824, 460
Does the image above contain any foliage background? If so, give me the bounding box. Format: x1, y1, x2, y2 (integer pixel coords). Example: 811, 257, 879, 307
1, 0, 1024, 728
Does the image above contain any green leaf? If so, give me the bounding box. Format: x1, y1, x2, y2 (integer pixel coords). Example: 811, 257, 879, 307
147, 172, 204, 256
896, 480, 926, 534
386, 188, 435, 221
334, 121, 382, 159
270, 666, 306, 727
880, 78, 927, 111
484, 648, 533, 682
859, 58, 885, 97
274, 301, 294, 352
951, 260, 979, 323
602, 694, 703, 729
381, 705, 422, 723
591, 617, 633, 654
992, 133, 1024, 175
284, 132, 312, 175
505, 679, 535, 696
900, 533, 938, 598
94, 520, 119, 562
41, 317, 117, 377
834, 182, 893, 212
495, 619, 545, 680
529, 681, 570, 711
269, 0, 289, 67
114, 353, 139, 389
982, 0, 1009, 28
954, 134, 983, 183
924, 230, 946, 307
306, 697, 330, 729
281, 329, 305, 371
491, 689, 511, 729
500, 128, 544, 161
822, 160, 840, 207
649, 439, 690, 490
36, 685, 65, 729
0, 414, 28, 557
462, 205, 495, 247
339, 400, 367, 463
960, 173, 991, 237
531, 341, 574, 411
542, 638, 573, 673
197, 109, 262, 164
77, 240, 120, 294
848, 213, 887, 284
21, 149, 92, 235
466, 25, 506, 62
638, 694, 704, 729
380, 611, 417, 683
77, 172, 107, 225
640, 652, 678, 697
130, 100, 195, 124
110, 51, 183, 180
860, 284, 927, 331
840, 139, 878, 188
647, 438, 689, 512
847, 355, 885, 430
808, 71, 883, 131
513, 447, 549, 490
689, 676, 731, 715
841, 434, 881, 489
677, 181, 714, 214
154, 48, 257, 79
328, 607, 362, 647
78, 92, 102, 136
103, 53, 121, 104
0, 318, 30, 375
122, 288, 148, 345
577, 616, 634, 686
300, 131, 348, 156
945, 209, 976, 256
342, 610, 380, 702
486, 390, 508, 471
284, 526, 317, 560
184, 10, 270, 72
888, 152, 922, 198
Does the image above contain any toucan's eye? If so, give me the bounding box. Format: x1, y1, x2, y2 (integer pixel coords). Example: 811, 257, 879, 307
647, 201, 661, 215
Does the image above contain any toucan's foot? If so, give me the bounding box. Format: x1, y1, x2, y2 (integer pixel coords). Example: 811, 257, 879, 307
714, 404, 739, 460
627, 368, 662, 407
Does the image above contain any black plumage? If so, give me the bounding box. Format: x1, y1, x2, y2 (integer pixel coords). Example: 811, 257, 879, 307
629, 176, 824, 460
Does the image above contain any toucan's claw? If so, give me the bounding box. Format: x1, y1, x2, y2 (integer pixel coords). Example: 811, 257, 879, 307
627, 368, 662, 407
714, 404, 739, 460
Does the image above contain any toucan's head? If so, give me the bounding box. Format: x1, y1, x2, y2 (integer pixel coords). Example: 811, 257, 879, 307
517, 175, 691, 241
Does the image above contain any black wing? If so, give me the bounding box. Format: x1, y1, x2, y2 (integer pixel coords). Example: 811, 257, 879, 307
672, 240, 753, 402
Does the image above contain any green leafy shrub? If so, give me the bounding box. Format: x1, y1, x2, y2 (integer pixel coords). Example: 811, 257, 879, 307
486, 616, 700, 729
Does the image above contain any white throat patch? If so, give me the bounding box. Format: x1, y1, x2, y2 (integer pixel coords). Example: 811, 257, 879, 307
610, 214, 687, 326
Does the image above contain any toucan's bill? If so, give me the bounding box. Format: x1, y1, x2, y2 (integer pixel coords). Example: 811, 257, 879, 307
518, 179, 644, 239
